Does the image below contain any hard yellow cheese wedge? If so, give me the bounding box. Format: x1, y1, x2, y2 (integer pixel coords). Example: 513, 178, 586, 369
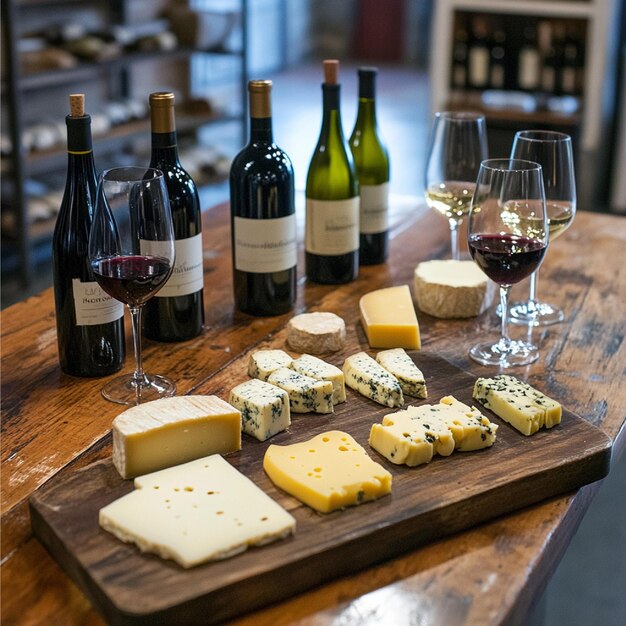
359, 285, 421, 350
263, 431, 392, 513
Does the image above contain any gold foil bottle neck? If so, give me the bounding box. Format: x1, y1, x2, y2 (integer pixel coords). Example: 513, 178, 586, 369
249, 80, 272, 118
149, 92, 176, 133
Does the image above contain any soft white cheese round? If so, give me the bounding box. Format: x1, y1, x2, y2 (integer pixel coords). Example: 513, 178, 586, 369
287, 311, 346, 354
413, 260, 495, 319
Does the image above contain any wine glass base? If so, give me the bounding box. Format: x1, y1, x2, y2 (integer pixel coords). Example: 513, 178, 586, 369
101, 373, 176, 405
504, 300, 565, 327
469, 339, 539, 367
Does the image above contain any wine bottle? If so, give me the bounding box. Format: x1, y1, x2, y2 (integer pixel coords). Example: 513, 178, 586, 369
229, 80, 297, 316
52, 94, 125, 377
467, 15, 490, 89
349, 67, 390, 265
518, 25, 541, 91
143, 92, 204, 341
305, 59, 359, 284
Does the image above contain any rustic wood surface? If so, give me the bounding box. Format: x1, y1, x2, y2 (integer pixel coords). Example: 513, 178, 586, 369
2, 199, 625, 626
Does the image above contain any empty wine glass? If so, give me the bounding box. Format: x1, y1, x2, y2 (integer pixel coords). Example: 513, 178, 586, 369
89, 167, 176, 404
424, 111, 488, 260
508, 130, 576, 325
468, 159, 548, 367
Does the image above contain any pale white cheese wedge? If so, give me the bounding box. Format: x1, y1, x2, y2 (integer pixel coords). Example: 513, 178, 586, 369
290, 354, 346, 405
229, 379, 290, 442
247, 349, 293, 381
267, 367, 334, 414
375, 348, 427, 398
99, 455, 296, 568
342, 352, 404, 408
287, 312, 346, 354
414, 260, 495, 319
112, 396, 241, 479
473, 375, 562, 436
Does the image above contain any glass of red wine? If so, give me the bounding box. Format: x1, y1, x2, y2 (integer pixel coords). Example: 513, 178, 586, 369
467, 159, 548, 367
89, 167, 176, 404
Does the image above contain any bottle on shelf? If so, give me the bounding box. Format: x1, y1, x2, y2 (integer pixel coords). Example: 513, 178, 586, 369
305, 59, 359, 284
517, 24, 541, 92
467, 15, 491, 89
349, 67, 390, 265
489, 21, 507, 90
229, 80, 297, 316
52, 93, 125, 377
561, 22, 582, 95
451, 20, 469, 90
143, 92, 205, 342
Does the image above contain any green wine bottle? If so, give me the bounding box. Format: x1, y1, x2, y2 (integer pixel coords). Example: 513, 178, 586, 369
350, 67, 390, 265
305, 59, 359, 284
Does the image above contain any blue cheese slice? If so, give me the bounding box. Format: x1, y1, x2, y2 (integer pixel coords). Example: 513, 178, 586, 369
473, 375, 562, 436
228, 379, 290, 442
290, 354, 346, 405
99, 455, 296, 568
248, 349, 293, 381
267, 367, 334, 414
342, 352, 404, 408
375, 348, 427, 398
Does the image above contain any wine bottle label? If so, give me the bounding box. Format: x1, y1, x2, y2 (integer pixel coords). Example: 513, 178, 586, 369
518, 49, 540, 89
234, 215, 297, 273
469, 48, 489, 87
305, 197, 359, 255
72, 279, 124, 325
141, 233, 203, 298
360, 183, 389, 234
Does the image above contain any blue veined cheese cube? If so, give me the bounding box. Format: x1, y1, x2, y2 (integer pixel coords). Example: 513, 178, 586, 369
342, 352, 404, 408
247, 349, 293, 381
267, 367, 334, 414
290, 354, 346, 405
375, 348, 427, 399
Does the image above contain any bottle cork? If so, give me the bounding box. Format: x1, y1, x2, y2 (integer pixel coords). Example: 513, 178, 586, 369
69, 94, 85, 117
323, 60, 339, 85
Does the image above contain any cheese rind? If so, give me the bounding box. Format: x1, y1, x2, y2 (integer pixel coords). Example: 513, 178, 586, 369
99, 455, 296, 568
263, 431, 392, 513
228, 379, 290, 442
473, 375, 562, 436
359, 285, 421, 349
375, 348, 427, 398
267, 367, 334, 414
112, 396, 241, 479
343, 352, 404, 408
248, 349, 293, 381
290, 354, 346, 405
287, 312, 346, 354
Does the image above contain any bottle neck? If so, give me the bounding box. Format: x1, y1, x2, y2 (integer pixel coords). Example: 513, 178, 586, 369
321, 84, 343, 139
250, 116, 273, 142
65, 115, 97, 200
151, 131, 180, 164
355, 97, 377, 129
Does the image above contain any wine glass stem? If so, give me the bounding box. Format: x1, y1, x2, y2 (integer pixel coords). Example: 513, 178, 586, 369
500, 285, 510, 343
129, 305, 145, 386
449, 218, 461, 261
529, 270, 538, 304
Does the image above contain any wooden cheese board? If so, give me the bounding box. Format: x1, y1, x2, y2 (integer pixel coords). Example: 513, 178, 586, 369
30, 336, 612, 626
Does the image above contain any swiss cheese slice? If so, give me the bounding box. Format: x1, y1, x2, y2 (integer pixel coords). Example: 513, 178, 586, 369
287, 312, 346, 353
359, 285, 421, 349
263, 431, 392, 513
99, 455, 296, 568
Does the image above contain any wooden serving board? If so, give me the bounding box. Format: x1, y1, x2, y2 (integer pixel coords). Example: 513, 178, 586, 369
30, 348, 611, 626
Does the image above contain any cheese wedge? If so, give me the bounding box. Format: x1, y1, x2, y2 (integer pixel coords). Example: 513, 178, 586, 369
473, 375, 562, 436
248, 349, 293, 381
359, 285, 421, 349
267, 367, 334, 414
99, 455, 296, 568
375, 348, 427, 398
112, 396, 241, 479
290, 354, 346, 405
263, 431, 392, 513
343, 351, 404, 408
287, 312, 346, 354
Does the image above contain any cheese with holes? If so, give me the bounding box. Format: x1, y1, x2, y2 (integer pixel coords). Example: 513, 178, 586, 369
112, 396, 241, 479
267, 367, 334, 414
359, 285, 421, 349
248, 349, 293, 381
263, 431, 392, 513
343, 351, 404, 408
99, 455, 295, 568
228, 379, 290, 441
290, 354, 346, 405
287, 312, 346, 353
473, 375, 562, 436
375, 348, 427, 398
414, 260, 495, 319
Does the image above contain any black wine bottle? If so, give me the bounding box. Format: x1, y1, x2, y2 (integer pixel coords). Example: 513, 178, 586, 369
229, 80, 297, 316
305, 59, 359, 284
350, 67, 390, 265
143, 92, 204, 341
52, 94, 125, 377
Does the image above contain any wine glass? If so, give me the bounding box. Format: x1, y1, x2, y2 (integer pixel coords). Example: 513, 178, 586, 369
508, 130, 576, 325
89, 167, 176, 405
424, 111, 488, 260
468, 159, 548, 367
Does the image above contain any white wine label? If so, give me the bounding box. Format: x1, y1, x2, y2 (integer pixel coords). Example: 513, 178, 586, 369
360, 183, 389, 234
234, 215, 297, 273
72, 279, 124, 326
305, 197, 359, 256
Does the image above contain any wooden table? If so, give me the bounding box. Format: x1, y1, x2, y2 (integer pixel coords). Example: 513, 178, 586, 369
2, 199, 625, 626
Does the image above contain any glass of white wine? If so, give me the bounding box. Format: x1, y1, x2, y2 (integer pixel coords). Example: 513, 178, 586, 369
507, 130, 576, 325
424, 112, 488, 260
